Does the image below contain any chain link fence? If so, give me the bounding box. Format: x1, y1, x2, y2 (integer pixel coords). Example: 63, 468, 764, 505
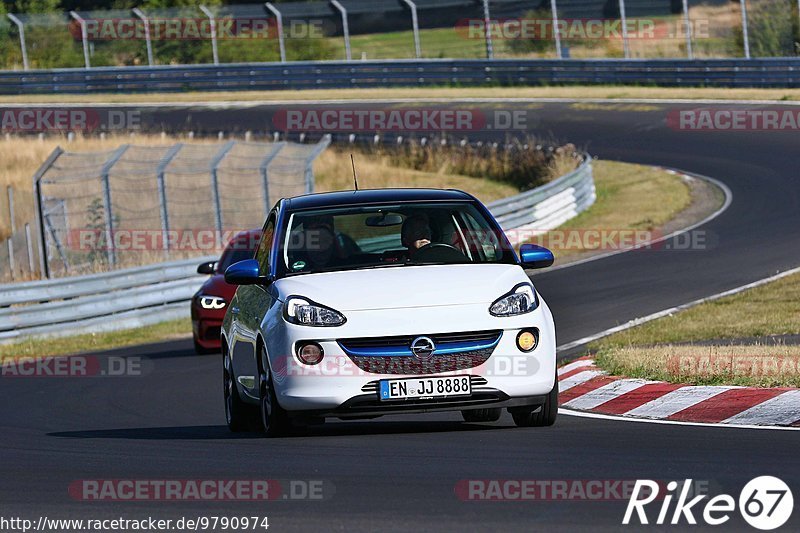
0, 137, 330, 281
1, 0, 796, 70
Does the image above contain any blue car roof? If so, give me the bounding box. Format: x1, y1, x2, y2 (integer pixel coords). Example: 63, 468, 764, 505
284, 188, 475, 211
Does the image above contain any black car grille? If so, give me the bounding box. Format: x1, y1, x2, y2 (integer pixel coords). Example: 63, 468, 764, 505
338, 330, 501, 375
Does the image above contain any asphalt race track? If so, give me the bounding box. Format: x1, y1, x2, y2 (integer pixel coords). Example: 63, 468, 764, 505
1, 101, 799, 531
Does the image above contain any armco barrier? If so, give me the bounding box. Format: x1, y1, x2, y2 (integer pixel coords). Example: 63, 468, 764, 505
3, 58, 800, 94
0, 158, 594, 343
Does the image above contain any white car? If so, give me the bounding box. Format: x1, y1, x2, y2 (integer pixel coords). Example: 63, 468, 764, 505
221, 189, 557, 436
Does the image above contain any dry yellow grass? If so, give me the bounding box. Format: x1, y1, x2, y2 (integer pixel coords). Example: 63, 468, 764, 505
528, 160, 693, 262
5, 86, 800, 105
595, 344, 800, 387
313, 148, 518, 203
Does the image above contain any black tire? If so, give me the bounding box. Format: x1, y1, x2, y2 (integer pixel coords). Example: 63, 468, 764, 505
461, 408, 502, 423
223, 354, 252, 432
258, 357, 292, 438
511, 374, 559, 428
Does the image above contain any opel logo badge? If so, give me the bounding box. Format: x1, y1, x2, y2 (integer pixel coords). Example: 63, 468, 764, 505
410, 336, 435, 359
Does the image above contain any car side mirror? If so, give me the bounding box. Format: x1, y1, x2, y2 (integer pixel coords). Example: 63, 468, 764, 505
224, 259, 271, 285
197, 261, 217, 275
519, 244, 554, 269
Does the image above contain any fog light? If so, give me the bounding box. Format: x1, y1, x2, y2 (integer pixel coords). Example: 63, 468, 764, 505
516, 330, 538, 352
297, 342, 324, 365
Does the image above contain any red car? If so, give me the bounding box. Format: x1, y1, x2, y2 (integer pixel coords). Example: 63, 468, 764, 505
191, 229, 261, 354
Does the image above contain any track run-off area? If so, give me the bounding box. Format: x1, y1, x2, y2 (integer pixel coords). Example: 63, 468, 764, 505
1, 100, 798, 531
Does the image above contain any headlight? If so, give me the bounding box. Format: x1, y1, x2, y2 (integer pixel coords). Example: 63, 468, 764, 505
489, 283, 538, 316
199, 295, 227, 310
284, 296, 346, 327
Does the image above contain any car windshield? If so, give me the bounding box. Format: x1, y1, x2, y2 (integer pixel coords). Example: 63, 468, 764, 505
278, 202, 515, 276
217, 235, 259, 272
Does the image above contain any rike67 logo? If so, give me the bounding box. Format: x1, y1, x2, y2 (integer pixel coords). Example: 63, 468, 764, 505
624, 476, 793, 530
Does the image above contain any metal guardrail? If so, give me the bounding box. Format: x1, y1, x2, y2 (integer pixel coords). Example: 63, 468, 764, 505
489, 157, 595, 246
0, 158, 594, 343
4, 58, 800, 94
0, 256, 214, 343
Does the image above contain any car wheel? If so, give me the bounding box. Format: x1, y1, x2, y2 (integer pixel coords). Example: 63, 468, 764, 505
461, 408, 502, 423
223, 354, 252, 432
511, 373, 558, 428
258, 364, 291, 437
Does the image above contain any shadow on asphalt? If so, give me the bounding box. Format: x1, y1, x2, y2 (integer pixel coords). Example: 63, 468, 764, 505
48, 420, 517, 440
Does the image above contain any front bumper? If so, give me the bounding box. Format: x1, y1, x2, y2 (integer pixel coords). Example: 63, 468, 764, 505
266, 300, 557, 413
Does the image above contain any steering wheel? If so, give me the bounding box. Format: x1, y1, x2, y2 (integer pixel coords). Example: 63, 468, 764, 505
411, 243, 468, 263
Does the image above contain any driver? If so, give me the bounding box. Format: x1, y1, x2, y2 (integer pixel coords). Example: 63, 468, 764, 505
401, 215, 432, 257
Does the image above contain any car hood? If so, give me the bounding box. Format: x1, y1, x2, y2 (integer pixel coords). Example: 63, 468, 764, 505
273, 264, 530, 311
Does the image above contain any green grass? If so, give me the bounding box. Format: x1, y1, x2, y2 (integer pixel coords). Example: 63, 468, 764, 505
0, 318, 191, 359
590, 270, 800, 387
593, 271, 800, 348
536, 160, 693, 263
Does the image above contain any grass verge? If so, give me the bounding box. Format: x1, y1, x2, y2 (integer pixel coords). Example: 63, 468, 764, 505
0, 318, 191, 359
536, 160, 694, 263
6, 86, 800, 105
591, 271, 800, 387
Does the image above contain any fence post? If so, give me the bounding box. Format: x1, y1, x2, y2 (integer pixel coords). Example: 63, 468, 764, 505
99, 145, 130, 267
481, 0, 493, 60
7, 239, 14, 280
401, 0, 421, 58
132, 8, 154, 66
330, 1, 351, 61
259, 142, 285, 216
7, 14, 29, 71
264, 3, 286, 63
618, 0, 630, 59
32, 147, 64, 279
199, 5, 220, 65
7, 186, 15, 234
25, 223, 34, 273
304, 135, 331, 194
740, 0, 750, 59
209, 141, 235, 246
156, 143, 183, 258
550, 0, 562, 59
69, 11, 91, 69
682, 0, 693, 59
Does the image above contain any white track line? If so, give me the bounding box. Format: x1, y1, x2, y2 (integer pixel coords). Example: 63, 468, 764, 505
557, 359, 595, 376
558, 370, 604, 393
722, 390, 800, 426
624, 386, 734, 419
556, 265, 800, 352
559, 407, 800, 432
563, 379, 648, 411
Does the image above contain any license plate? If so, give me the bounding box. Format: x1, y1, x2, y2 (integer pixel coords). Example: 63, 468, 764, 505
379, 375, 471, 401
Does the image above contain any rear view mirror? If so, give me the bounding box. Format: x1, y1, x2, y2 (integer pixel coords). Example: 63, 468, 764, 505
197, 261, 217, 275
519, 244, 554, 269
365, 213, 404, 227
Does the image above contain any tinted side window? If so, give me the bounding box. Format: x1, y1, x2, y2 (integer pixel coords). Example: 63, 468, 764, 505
256, 214, 276, 275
